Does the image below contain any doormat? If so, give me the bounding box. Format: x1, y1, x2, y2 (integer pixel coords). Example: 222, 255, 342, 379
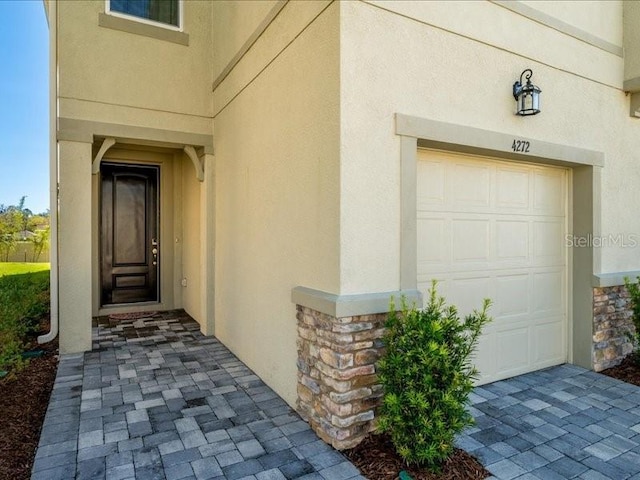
108, 311, 158, 321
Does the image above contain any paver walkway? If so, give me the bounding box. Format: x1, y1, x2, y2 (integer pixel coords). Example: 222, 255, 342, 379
459, 364, 640, 480
31, 311, 364, 480
32, 310, 640, 480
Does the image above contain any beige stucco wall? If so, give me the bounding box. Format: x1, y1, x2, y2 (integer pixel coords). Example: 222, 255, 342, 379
338, 0, 638, 294
366, 1, 622, 88
212, 0, 340, 406
520, 0, 622, 46
212, 0, 281, 81
57, 0, 212, 130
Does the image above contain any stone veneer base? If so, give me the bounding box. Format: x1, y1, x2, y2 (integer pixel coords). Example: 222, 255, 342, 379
296, 306, 386, 450
593, 286, 634, 371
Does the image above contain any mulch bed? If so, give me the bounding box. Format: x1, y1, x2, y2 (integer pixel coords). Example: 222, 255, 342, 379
601, 355, 640, 387
344, 433, 490, 480
0, 318, 58, 480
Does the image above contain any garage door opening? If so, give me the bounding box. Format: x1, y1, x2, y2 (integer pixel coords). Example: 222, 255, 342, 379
416, 149, 569, 384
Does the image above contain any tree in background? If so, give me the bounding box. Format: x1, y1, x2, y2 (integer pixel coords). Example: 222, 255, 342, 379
29, 226, 50, 262
30, 210, 50, 231
0, 231, 16, 262
0, 198, 49, 262
0, 204, 20, 261
16, 196, 32, 233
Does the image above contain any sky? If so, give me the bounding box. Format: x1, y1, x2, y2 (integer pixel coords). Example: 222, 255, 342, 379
0, 0, 49, 214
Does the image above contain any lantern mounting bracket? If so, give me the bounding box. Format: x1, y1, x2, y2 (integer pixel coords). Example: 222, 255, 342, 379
513, 69, 533, 100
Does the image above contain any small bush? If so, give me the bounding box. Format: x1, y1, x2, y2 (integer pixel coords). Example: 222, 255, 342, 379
0, 270, 50, 373
377, 281, 491, 471
624, 276, 640, 365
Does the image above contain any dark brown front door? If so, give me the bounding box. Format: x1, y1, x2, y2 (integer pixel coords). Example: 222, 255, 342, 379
100, 163, 159, 305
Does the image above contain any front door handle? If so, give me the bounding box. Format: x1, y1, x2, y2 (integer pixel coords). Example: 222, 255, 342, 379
151, 238, 158, 266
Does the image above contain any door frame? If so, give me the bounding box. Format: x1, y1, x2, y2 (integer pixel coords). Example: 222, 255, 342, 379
99, 161, 161, 306
92, 147, 178, 316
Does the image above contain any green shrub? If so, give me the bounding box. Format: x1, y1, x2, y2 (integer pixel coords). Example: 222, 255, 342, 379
0, 270, 50, 373
377, 281, 491, 471
624, 276, 640, 365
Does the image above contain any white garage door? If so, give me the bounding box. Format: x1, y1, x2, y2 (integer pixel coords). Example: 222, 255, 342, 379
417, 150, 568, 385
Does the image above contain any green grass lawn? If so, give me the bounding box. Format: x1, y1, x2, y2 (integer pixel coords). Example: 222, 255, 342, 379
0, 267, 50, 374
0, 263, 50, 277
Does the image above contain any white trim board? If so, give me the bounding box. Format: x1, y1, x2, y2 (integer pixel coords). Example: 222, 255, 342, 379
291, 287, 422, 318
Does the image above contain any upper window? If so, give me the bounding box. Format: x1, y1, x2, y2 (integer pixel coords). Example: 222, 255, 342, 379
107, 0, 181, 30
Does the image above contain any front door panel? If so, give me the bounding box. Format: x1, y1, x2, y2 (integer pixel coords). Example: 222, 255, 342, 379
101, 163, 159, 305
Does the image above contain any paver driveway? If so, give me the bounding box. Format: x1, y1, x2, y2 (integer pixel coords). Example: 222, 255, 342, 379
31, 311, 364, 480
459, 365, 640, 480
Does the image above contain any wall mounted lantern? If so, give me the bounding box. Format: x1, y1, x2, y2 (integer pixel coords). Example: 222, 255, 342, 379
513, 69, 541, 116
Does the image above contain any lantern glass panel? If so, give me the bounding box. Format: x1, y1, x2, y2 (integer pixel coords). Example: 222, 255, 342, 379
531, 92, 540, 112
523, 92, 533, 112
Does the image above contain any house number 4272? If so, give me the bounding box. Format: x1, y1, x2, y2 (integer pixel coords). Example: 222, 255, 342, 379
511, 140, 530, 153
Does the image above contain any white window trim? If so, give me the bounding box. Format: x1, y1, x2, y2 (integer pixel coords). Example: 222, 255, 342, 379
105, 0, 184, 32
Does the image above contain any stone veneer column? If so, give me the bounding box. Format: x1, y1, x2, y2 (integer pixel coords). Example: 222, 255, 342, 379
296, 306, 387, 449
593, 286, 634, 371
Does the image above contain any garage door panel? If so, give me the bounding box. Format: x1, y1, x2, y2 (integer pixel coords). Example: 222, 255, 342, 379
487, 316, 534, 334
533, 270, 565, 314
496, 167, 529, 209
421, 275, 491, 316
417, 150, 567, 385
452, 219, 490, 262
533, 321, 565, 365
422, 277, 450, 300
473, 334, 496, 379
417, 217, 447, 265
495, 274, 530, 317
448, 276, 491, 316
417, 160, 445, 207
534, 221, 565, 263
452, 164, 491, 207
496, 220, 529, 261
533, 171, 565, 215
495, 328, 530, 374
